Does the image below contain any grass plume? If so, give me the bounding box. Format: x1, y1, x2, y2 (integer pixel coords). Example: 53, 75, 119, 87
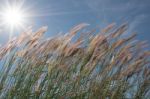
0, 23, 149, 99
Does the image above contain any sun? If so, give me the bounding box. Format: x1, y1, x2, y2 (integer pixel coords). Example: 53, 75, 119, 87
3, 7, 24, 26
0, 1, 31, 39
1, 6, 26, 28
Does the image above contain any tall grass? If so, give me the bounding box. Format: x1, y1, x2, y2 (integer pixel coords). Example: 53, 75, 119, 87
0, 23, 149, 99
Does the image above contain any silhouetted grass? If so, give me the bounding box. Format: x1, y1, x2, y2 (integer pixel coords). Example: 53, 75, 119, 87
0, 23, 149, 99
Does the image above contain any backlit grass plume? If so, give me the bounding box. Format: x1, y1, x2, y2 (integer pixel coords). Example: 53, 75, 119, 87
0, 23, 149, 99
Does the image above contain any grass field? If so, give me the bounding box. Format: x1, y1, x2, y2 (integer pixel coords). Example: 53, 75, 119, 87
0, 23, 149, 99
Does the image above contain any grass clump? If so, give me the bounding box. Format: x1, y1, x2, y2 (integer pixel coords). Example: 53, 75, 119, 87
0, 23, 149, 99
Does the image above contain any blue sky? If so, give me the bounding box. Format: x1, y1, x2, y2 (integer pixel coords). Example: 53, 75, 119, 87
0, 0, 150, 44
